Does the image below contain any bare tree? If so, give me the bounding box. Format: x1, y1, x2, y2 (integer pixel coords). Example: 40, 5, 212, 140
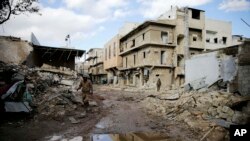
0, 0, 39, 24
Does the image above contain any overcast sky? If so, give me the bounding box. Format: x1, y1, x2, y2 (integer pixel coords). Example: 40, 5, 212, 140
0, 0, 250, 52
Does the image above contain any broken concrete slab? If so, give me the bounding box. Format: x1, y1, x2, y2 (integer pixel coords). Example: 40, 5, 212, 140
158, 93, 180, 100
69, 136, 83, 141
69, 117, 80, 124
60, 79, 74, 86
89, 101, 98, 107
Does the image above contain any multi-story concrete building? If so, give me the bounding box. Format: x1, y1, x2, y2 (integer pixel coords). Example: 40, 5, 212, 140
103, 23, 139, 84
86, 48, 107, 84
103, 7, 234, 90
118, 7, 208, 90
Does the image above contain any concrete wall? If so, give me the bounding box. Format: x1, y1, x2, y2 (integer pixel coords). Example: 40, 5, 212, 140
188, 9, 205, 30
205, 19, 232, 50
237, 41, 250, 95
103, 35, 122, 70
0, 36, 33, 65
238, 66, 250, 96
185, 52, 221, 86
120, 25, 175, 53
122, 46, 174, 68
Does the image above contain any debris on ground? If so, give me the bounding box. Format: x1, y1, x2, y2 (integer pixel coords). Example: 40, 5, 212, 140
141, 90, 250, 139
0, 62, 102, 123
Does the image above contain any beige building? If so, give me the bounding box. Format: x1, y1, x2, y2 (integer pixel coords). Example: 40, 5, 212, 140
86, 48, 107, 84
103, 7, 234, 90
103, 23, 139, 84
118, 7, 207, 90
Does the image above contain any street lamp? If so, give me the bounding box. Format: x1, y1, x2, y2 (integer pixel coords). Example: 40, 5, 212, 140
65, 34, 70, 47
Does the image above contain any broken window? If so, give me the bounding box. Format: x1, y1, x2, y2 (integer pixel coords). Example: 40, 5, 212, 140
191, 9, 200, 19
109, 46, 111, 59
105, 48, 107, 60
131, 39, 135, 47
160, 51, 166, 65
134, 54, 136, 65
161, 32, 168, 44
193, 34, 197, 42
222, 37, 227, 44
125, 57, 128, 68
214, 38, 218, 44
113, 42, 116, 57
143, 52, 146, 58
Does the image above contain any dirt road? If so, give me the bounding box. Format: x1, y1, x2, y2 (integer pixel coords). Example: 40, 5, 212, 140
0, 85, 201, 141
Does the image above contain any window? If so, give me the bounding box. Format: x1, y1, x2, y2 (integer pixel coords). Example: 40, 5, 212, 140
193, 35, 197, 42
143, 52, 146, 58
142, 33, 145, 40
125, 57, 128, 68
191, 9, 200, 19
105, 48, 107, 60
109, 46, 111, 59
206, 39, 210, 43
161, 32, 168, 44
134, 54, 136, 65
222, 37, 227, 44
131, 39, 135, 47
214, 38, 218, 44
160, 51, 166, 65
113, 42, 116, 57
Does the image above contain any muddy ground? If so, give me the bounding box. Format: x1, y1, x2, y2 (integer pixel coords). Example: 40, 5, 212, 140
0, 85, 218, 141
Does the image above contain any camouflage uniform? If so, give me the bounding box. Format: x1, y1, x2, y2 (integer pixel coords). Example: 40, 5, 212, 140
78, 79, 93, 104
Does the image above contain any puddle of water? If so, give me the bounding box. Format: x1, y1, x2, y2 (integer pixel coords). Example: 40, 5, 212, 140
91, 133, 169, 141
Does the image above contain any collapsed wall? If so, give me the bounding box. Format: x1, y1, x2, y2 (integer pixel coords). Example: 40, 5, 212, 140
0, 36, 33, 65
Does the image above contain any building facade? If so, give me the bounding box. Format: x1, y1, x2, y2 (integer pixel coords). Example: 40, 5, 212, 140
117, 7, 208, 90
102, 7, 234, 90
103, 23, 139, 85
86, 48, 107, 84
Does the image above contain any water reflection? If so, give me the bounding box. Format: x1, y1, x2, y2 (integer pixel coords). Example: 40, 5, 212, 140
92, 133, 169, 141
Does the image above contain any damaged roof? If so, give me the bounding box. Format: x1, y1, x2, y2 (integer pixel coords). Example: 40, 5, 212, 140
33, 45, 85, 61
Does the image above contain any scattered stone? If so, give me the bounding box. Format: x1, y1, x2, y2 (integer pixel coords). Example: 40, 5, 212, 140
158, 93, 180, 100
77, 111, 87, 118
89, 101, 98, 107
69, 117, 80, 124
69, 136, 83, 141
49, 135, 62, 141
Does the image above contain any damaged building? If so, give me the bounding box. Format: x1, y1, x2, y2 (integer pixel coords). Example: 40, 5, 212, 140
185, 39, 250, 96
86, 48, 107, 84
0, 35, 85, 71
100, 7, 235, 90
103, 23, 139, 85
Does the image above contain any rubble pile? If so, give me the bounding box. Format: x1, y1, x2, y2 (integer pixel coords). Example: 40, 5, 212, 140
0, 62, 100, 123
141, 91, 250, 130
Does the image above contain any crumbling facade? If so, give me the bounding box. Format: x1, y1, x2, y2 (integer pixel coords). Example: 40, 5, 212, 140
101, 7, 235, 90
117, 7, 208, 90
103, 23, 139, 85
185, 40, 250, 96
0, 36, 85, 70
86, 48, 107, 84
